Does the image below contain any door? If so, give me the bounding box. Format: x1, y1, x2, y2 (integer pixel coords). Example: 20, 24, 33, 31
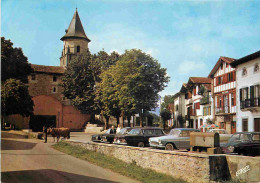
231, 121, 236, 134
254, 118, 260, 132
224, 95, 229, 113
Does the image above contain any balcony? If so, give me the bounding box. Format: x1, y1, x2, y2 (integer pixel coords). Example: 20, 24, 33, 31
215, 106, 230, 115
200, 95, 210, 105
240, 98, 260, 111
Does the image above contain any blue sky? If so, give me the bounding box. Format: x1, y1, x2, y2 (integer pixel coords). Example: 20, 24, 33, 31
2, 0, 260, 97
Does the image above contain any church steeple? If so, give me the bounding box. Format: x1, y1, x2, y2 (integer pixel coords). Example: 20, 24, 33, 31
61, 8, 90, 42
60, 9, 90, 68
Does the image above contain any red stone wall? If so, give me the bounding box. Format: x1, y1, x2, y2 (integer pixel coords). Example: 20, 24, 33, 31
32, 95, 90, 130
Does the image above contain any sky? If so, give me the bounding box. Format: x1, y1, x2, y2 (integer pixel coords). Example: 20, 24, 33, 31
2, 0, 260, 97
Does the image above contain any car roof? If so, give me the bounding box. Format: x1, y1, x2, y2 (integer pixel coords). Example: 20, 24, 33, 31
132, 127, 163, 130
233, 132, 260, 134
172, 128, 199, 131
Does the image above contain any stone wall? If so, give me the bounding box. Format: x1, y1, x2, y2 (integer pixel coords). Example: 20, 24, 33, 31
67, 141, 260, 183
68, 141, 211, 183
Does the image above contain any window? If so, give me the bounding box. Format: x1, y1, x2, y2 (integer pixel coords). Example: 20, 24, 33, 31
226, 63, 229, 68
242, 119, 248, 132
217, 76, 223, 85
52, 86, 57, 93
220, 63, 223, 70
77, 46, 80, 53
144, 130, 154, 135
53, 76, 57, 82
242, 67, 247, 76
228, 72, 234, 82
31, 74, 36, 80
254, 63, 259, 72
175, 104, 179, 111
219, 97, 222, 107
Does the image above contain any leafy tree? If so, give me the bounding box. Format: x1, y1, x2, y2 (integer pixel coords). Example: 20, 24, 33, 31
61, 50, 96, 121
160, 109, 171, 129
1, 37, 32, 83
1, 79, 34, 127
161, 95, 175, 111
122, 49, 169, 127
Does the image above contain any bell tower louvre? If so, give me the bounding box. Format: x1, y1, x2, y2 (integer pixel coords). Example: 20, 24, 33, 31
60, 8, 91, 67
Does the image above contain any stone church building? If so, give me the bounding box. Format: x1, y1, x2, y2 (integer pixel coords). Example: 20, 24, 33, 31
6, 9, 91, 131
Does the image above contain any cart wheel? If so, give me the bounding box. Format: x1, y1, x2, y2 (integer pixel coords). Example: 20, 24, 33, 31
137, 142, 145, 147
165, 143, 174, 151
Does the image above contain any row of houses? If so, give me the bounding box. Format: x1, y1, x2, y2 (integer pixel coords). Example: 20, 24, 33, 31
167, 50, 260, 134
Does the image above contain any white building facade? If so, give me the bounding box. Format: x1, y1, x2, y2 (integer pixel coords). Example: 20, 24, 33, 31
231, 50, 260, 132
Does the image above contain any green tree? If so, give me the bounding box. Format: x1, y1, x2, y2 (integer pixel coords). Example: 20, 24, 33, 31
61, 50, 96, 121
160, 109, 171, 129
1, 79, 34, 128
161, 95, 175, 111
122, 49, 169, 127
1, 37, 32, 83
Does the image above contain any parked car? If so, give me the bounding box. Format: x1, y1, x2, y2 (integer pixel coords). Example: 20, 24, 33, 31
102, 127, 133, 144
124, 127, 165, 147
208, 129, 232, 145
113, 127, 133, 145
222, 132, 260, 156
91, 129, 115, 143
149, 128, 200, 151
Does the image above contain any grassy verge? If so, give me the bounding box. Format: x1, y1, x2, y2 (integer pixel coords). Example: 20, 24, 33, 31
52, 142, 186, 183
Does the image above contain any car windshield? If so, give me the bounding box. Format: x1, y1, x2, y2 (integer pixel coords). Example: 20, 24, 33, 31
168, 129, 180, 137
229, 134, 240, 142
252, 134, 260, 142
128, 129, 141, 135
119, 128, 128, 134
105, 129, 111, 134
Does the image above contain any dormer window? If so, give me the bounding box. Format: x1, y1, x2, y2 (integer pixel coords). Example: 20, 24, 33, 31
254, 63, 259, 72
242, 67, 247, 76
77, 46, 80, 53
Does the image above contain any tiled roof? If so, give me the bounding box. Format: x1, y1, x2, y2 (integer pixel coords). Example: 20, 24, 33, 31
31, 64, 65, 74
189, 77, 211, 84
231, 50, 260, 67
208, 56, 236, 77
61, 9, 90, 42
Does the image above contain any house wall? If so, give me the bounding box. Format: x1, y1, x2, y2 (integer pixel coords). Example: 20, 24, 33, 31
236, 57, 260, 132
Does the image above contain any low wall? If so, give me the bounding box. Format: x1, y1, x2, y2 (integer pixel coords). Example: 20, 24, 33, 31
68, 141, 260, 183
68, 141, 218, 182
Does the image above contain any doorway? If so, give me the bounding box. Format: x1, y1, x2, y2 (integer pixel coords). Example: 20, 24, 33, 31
29, 115, 56, 132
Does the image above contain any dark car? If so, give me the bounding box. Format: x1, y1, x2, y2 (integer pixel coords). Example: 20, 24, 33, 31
102, 127, 132, 144
222, 132, 260, 156
113, 127, 133, 145
91, 129, 116, 143
124, 127, 165, 147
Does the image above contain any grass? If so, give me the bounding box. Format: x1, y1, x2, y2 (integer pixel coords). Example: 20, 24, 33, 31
52, 142, 186, 183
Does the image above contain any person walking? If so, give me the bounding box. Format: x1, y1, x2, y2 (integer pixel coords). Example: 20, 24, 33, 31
43, 125, 48, 143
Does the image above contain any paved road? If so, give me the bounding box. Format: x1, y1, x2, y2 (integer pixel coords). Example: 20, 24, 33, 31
1, 131, 139, 183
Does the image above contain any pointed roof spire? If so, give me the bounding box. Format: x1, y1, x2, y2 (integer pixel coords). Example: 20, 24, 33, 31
61, 9, 91, 42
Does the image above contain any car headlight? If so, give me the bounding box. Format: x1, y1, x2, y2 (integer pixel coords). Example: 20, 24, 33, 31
228, 146, 235, 152
149, 138, 151, 142
158, 139, 161, 144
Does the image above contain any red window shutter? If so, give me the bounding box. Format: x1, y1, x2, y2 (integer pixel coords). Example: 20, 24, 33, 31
216, 77, 219, 86
198, 102, 200, 109
194, 87, 196, 96
217, 96, 219, 107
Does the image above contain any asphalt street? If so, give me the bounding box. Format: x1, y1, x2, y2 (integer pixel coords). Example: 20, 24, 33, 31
1, 131, 139, 183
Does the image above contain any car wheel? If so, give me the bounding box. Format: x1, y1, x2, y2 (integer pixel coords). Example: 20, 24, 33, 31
137, 142, 145, 147
165, 143, 175, 151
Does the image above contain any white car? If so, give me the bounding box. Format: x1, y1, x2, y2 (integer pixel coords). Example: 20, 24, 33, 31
208, 129, 232, 145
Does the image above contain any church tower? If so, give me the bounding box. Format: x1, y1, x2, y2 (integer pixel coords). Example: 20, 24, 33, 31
60, 9, 91, 67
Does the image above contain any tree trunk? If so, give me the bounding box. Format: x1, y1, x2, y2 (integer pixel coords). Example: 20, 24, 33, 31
116, 116, 120, 126
139, 112, 143, 127
127, 116, 131, 127
105, 116, 109, 130
90, 113, 95, 123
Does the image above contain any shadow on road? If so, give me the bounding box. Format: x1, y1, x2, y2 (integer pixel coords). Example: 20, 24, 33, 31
1, 131, 28, 139
2, 169, 117, 183
1, 139, 37, 150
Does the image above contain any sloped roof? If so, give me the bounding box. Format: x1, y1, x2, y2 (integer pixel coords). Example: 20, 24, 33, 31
203, 84, 211, 91
31, 64, 65, 74
208, 56, 235, 77
61, 9, 90, 42
189, 77, 212, 84
231, 50, 260, 67
180, 83, 187, 93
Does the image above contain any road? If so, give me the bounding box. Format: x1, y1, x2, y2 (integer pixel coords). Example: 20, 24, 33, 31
1, 131, 139, 183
